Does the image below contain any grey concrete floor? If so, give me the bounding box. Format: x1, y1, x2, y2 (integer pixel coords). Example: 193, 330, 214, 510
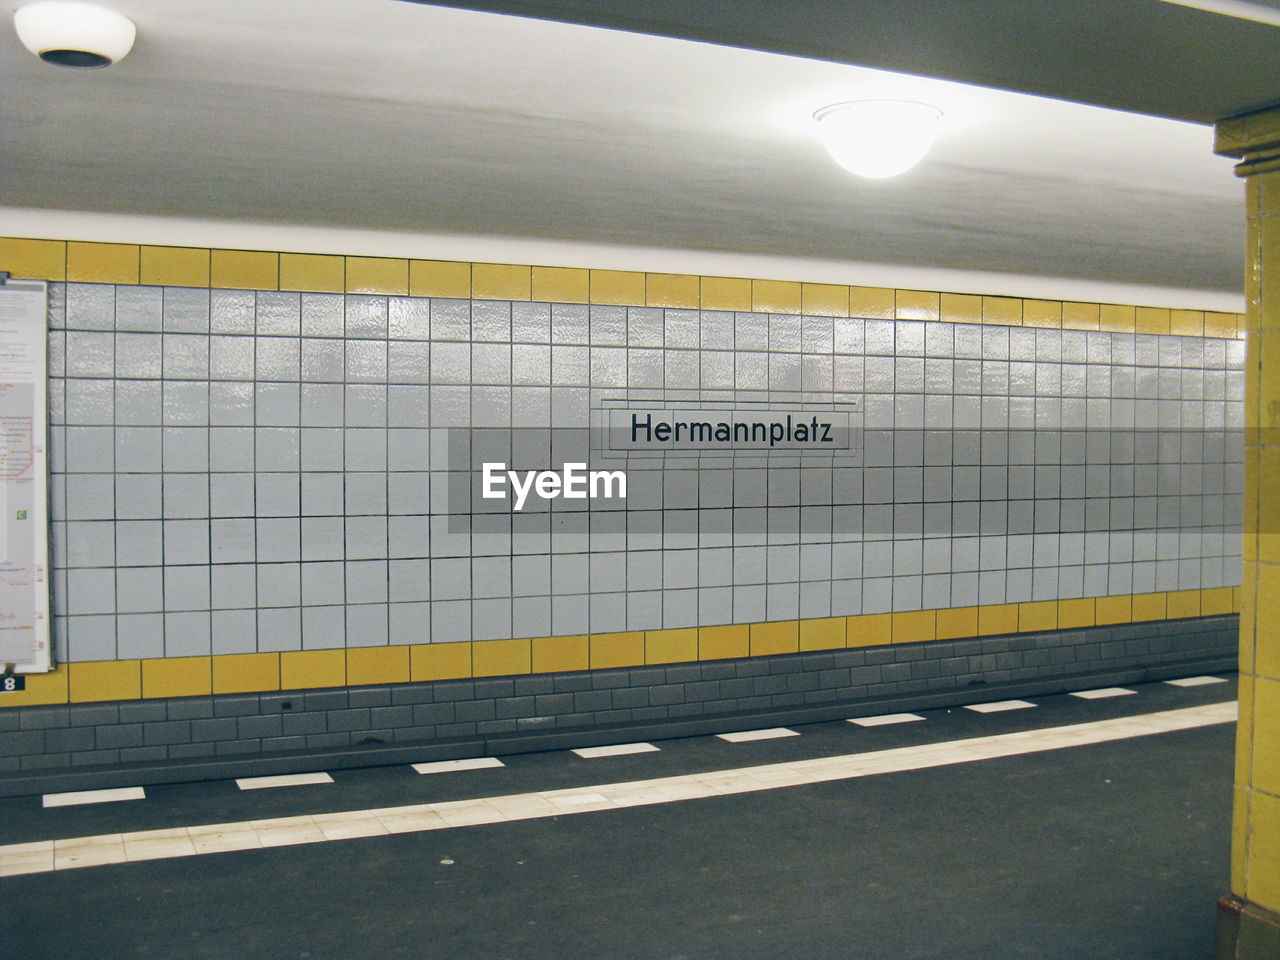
3, 678, 1235, 959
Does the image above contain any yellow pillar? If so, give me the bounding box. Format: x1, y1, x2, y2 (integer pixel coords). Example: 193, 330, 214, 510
1216, 105, 1280, 958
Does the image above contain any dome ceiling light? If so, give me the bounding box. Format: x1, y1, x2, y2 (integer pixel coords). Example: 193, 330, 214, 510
814, 99, 943, 179
14, 1, 136, 68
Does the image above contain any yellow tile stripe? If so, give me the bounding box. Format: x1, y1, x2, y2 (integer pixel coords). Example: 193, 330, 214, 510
0, 237, 1243, 338
1, 587, 1239, 707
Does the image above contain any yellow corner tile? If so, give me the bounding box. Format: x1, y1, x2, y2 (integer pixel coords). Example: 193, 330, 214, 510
410, 641, 473, 681
1246, 790, 1280, 907
1061, 302, 1100, 331
646, 273, 700, 308
699, 624, 749, 660
1017, 601, 1057, 633
849, 286, 895, 320
1237, 673, 1254, 778
70, 659, 141, 702
1130, 592, 1167, 623
977, 604, 1019, 636
67, 241, 139, 284
472, 263, 531, 301
1098, 303, 1136, 333
409, 259, 471, 299
0, 237, 66, 281
532, 635, 588, 673
1094, 595, 1133, 625
895, 289, 940, 322
939, 292, 982, 324
982, 296, 1022, 326
0, 667, 68, 707
279, 253, 344, 293
1170, 309, 1205, 337
891, 610, 936, 644
1165, 589, 1202, 620
346, 256, 408, 295
1134, 306, 1171, 335
140, 245, 210, 288
802, 283, 849, 317
472, 638, 531, 677
798, 617, 845, 651
210, 249, 278, 291
1231, 783, 1250, 896
935, 607, 978, 640
847, 613, 892, 648
1022, 299, 1062, 328
1204, 311, 1238, 339
753, 279, 802, 314
142, 656, 212, 699
212, 652, 280, 694
590, 631, 645, 669
701, 276, 752, 312
1057, 598, 1095, 629
646, 628, 698, 664
532, 266, 589, 304
750, 620, 799, 656
280, 649, 346, 689
590, 269, 645, 306
1254, 677, 1280, 798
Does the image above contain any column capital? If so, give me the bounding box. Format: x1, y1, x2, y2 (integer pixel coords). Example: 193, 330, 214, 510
1216, 103, 1280, 176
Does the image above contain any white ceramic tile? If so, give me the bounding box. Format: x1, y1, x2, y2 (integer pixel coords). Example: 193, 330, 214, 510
847, 713, 926, 727
571, 743, 660, 759
963, 700, 1037, 714
1069, 687, 1136, 700
716, 728, 799, 743
236, 772, 334, 791
43, 786, 146, 808
412, 757, 505, 775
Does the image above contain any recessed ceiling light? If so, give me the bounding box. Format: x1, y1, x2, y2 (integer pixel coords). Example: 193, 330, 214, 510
814, 100, 943, 179
13, 1, 136, 68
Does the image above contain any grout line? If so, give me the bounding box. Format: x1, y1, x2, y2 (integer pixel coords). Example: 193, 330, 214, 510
42, 786, 146, 808
3, 701, 1235, 877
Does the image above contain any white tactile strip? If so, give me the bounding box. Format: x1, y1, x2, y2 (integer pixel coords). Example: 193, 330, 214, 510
1069, 688, 1137, 700
1165, 676, 1228, 688
963, 700, 1038, 714
42, 787, 146, 809
236, 773, 334, 791
0, 701, 1235, 878
571, 743, 660, 759
847, 713, 926, 727
412, 757, 505, 775
716, 728, 800, 743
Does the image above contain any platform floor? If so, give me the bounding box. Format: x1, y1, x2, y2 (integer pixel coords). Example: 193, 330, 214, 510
2, 676, 1236, 960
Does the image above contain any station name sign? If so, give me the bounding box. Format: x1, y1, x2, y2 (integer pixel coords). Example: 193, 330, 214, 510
607, 409, 853, 452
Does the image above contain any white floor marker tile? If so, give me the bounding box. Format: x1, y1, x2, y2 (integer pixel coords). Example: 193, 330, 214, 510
236, 772, 334, 791
847, 713, 926, 727
412, 757, 505, 775
42, 786, 146, 808
716, 727, 799, 743
571, 743, 660, 759
963, 700, 1037, 714
1069, 688, 1137, 700
3, 701, 1235, 878
1165, 676, 1228, 688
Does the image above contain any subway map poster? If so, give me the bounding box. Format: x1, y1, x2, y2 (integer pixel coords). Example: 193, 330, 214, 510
0, 280, 50, 673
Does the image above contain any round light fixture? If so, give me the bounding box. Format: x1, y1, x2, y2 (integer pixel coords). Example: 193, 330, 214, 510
13, 1, 136, 68
814, 100, 943, 179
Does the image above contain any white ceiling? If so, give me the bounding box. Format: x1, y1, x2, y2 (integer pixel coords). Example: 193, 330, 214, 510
0, 0, 1247, 304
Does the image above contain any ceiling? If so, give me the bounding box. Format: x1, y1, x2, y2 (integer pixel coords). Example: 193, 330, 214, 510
0, 0, 1271, 305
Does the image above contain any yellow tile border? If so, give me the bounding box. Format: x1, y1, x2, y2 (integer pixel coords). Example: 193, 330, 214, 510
5, 587, 1238, 706
0, 237, 1243, 338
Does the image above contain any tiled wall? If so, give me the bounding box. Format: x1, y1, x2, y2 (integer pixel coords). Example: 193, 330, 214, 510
0, 238, 1246, 710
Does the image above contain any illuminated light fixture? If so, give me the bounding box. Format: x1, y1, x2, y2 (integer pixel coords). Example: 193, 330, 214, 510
814, 100, 943, 179
14, 1, 136, 68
